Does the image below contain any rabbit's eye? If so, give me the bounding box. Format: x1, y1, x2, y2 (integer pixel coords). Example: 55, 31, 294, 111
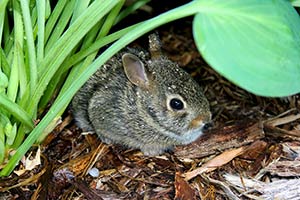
169, 98, 184, 110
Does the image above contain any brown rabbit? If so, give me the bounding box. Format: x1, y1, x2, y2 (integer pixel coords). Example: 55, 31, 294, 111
72, 34, 211, 155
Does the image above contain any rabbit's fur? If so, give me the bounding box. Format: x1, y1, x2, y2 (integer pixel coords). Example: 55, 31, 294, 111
72, 35, 211, 155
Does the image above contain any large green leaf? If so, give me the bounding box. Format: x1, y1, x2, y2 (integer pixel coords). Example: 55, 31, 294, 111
193, 0, 300, 97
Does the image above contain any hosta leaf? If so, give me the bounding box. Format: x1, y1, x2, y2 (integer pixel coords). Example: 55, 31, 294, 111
193, 0, 300, 96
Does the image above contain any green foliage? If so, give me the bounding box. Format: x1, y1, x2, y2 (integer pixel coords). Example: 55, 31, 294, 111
0, 0, 299, 176
193, 0, 300, 96
291, 0, 300, 7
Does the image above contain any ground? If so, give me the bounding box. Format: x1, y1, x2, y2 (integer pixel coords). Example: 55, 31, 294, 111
0, 1, 300, 200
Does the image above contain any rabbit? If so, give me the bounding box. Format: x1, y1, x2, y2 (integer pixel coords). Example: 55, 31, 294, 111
71, 34, 211, 156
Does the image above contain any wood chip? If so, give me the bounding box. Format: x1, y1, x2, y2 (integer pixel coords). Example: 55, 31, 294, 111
174, 172, 196, 200
266, 113, 300, 126
175, 122, 264, 159
184, 147, 245, 181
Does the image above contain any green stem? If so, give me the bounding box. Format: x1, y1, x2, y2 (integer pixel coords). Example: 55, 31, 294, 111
114, 0, 150, 25
62, 23, 139, 72
0, 0, 9, 44
17, 41, 27, 99
44, 0, 68, 42
99, 0, 125, 37
0, 93, 34, 129
44, 0, 76, 55
70, 0, 91, 24
20, 0, 38, 96
0, 48, 10, 77
0, 124, 5, 163
7, 0, 22, 103
36, 0, 45, 64
0, 0, 202, 176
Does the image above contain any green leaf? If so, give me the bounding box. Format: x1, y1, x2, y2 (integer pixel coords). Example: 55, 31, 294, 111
36, 0, 46, 63
5, 123, 17, 146
44, 0, 68, 42
20, 0, 38, 95
114, 0, 150, 25
0, 0, 9, 44
193, 0, 300, 97
0, 71, 8, 92
291, 0, 300, 7
0, 93, 34, 129
44, 0, 76, 55
0, 124, 5, 163
0, 48, 11, 76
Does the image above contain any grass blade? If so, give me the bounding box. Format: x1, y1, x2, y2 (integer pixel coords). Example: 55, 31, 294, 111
0, 48, 11, 76
0, 124, 5, 163
20, 0, 38, 95
114, 0, 150, 24
44, 0, 76, 55
0, 93, 33, 129
44, 0, 67, 42
36, 0, 45, 64
0, 0, 9, 44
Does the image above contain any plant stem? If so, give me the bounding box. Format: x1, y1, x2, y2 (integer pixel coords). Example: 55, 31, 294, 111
0, 48, 10, 80
44, 0, 68, 42
0, 0, 9, 44
36, 0, 45, 64
44, 0, 76, 55
7, 0, 22, 103
114, 0, 150, 24
0, 93, 33, 129
20, 0, 38, 96
63, 23, 139, 72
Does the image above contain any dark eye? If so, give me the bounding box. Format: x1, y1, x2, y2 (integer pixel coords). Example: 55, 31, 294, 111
169, 98, 184, 110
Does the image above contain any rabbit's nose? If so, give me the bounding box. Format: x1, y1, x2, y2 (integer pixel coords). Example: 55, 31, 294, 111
189, 112, 212, 129
203, 121, 213, 131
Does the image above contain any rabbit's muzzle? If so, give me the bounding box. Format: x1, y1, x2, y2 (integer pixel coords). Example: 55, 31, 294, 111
189, 112, 212, 130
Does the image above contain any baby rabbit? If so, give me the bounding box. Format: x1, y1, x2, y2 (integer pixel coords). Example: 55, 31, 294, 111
72, 34, 211, 156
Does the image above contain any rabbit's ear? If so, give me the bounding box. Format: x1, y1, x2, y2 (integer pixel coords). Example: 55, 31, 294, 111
149, 33, 162, 59
122, 53, 149, 88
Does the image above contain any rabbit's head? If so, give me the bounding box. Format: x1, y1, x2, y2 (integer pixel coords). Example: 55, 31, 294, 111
122, 52, 211, 145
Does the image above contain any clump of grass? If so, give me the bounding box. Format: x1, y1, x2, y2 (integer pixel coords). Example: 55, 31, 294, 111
0, 0, 148, 176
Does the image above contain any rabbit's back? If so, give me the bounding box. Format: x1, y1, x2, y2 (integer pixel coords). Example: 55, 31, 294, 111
71, 52, 128, 132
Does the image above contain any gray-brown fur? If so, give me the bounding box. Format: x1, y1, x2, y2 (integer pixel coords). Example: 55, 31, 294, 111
71, 34, 211, 155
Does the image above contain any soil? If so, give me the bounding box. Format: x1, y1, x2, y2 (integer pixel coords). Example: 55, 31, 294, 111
1, 1, 300, 200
